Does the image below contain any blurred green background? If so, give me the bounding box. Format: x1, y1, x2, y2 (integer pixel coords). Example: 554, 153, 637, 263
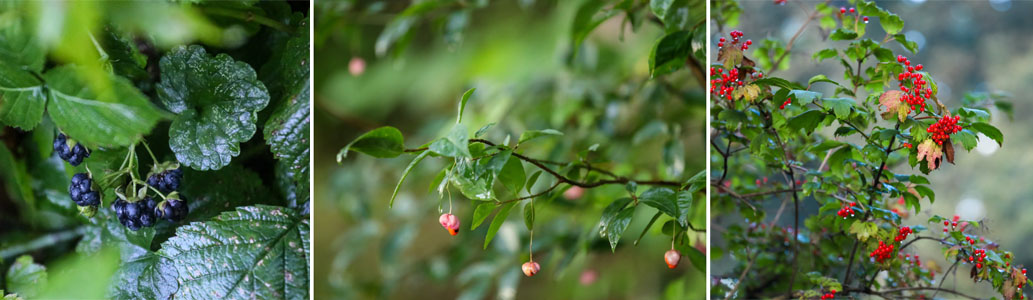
314, 0, 705, 299
712, 0, 1033, 297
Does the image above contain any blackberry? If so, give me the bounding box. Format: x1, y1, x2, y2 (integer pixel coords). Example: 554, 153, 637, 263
52, 133, 90, 166
155, 196, 189, 222
69, 173, 100, 207
113, 197, 158, 231
147, 168, 184, 194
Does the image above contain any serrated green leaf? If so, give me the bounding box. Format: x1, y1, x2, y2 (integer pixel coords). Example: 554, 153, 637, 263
159, 205, 309, 300
339, 126, 406, 160
969, 122, 1003, 146
790, 89, 821, 105
0, 14, 44, 72
880, 13, 904, 35
499, 156, 525, 193
952, 129, 978, 151
158, 45, 270, 170
789, 110, 825, 134
0, 61, 45, 130
649, 30, 692, 77
518, 129, 563, 144
829, 29, 858, 41
456, 88, 475, 124
823, 98, 855, 119
430, 124, 471, 158
812, 49, 838, 62
109, 253, 178, 300
484, 202, 515, 249
259, 18, 309, 108
5, 255, 46, 298
264, 82, 310, 200
808, 74, 838, 87
172, 165, 279, 225
45, 65, 163, 148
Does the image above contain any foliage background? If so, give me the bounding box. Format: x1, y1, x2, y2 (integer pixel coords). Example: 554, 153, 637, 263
314, 0, 705, 299
711, 0, 1032, 297
0, 1, 310, 298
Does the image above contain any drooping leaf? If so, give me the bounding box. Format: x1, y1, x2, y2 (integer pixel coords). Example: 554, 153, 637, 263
606, 207, 635, 252
498, 156, 525, 193
339, 126, 406, 160
598, 198, 632, 238
389, 151, 429, 208
676, 190, 694, 227
0, 61, 46, 130
45, 65, 163, 148
450, 158, 494, 201
158, 45, 270, 170
969, 122, 1003, 146
471, 202, 495, 230
571, 0, 618, 53
523, 201, 535, 231
159, 205, 309, 300
484, 202, 515, 249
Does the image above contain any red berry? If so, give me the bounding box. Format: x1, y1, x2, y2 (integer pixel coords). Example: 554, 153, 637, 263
840, 7, 846, 13
849, 7, 855, 13
863, 16, 869, 23
439, 213, 460, 236
665, 249, 682, 269
522, 261, 541, 277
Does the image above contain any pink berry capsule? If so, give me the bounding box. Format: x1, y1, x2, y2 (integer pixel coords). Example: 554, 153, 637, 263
522, 261, 541, 277
665, 249, 682, 269
439, 213, 460, 236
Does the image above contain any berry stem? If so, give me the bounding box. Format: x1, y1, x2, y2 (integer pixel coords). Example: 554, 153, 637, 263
137, 179, 168, 200
141, 140, 159, 167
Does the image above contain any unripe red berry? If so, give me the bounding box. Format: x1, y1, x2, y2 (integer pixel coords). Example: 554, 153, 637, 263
665, 249, 682, 269
439, 213, 460, 236
522, 261, 541, 277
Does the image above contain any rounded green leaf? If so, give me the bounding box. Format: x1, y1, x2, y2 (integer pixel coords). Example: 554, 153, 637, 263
5, 255, 47, 298
45, 65, 164, 148
338, 126, 406, 160
157, 45, 270, 170
159, 205, 309, 300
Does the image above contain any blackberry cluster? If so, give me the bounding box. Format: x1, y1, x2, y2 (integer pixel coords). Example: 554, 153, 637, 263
147, 168, 184, 194
155, 196, 189, 222
112, 197, 159, 231
69, 173, 100, 207
53, 133, 90, 166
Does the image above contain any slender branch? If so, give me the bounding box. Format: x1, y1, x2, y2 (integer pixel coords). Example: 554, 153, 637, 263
769, 0, 830, 76
843, 122, 902, 288
724, 249, 760, 300
740, 188, 800, 198
932, 258, 961, 299
497, 181, 561, 205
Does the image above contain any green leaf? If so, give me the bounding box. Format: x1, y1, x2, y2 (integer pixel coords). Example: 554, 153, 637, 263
808, 74, 838, 87
952, 129, 978, 151
649, 0, 690, 32
5, 255, 46, 298
259, 18, 310, 108
880, 13, 904, 35
0, 14, 45, 72
823, 98, 855, 119
685, 246, 705, 273
649, 30, 692, 77
45, 65, 163, 148
518, 129, 563, 144
634, 211, 663, 246
109, 254, 178, 300
639, 187, 680, 221
389, 151, 429, 208
676, 190, 694, 227
893, 34, 919, 53
474, 122, 494, 138
829, 29, 858, 41
472, 203, 495, 230
606, 207, 635, 252
525, 170, 542, 193
498, 156, 526, 193
523, 201, 535, 231
812, 49, 838, 62
339, 126, 406, 160
571, 0, 618, 54
264, 82, 310, 200
969, 122, 1003, 146
484, 202, 515, 249
450, 158, 494, 201
848, 221, 878, 241
598, 198, 632, 237
914, 185, 935, 203
0, 61, 45, 130
430, 124, 471, 158
789, 110, 826, 134
159, 205, 309, 300
790, 89, 821, 105
456, 88, 475, 124
158, 45, 270, 170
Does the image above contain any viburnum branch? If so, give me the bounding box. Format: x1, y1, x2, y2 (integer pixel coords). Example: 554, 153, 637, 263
843, 122, 901, 288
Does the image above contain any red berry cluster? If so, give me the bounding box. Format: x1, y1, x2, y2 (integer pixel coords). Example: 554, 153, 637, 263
927, 115, 962, 145
903, 254, 922, 267
820, 289, 837, 299
968, 249, 988, 269
870, 241, 895, 263
894, 55, 931, 113
779, 97, 792, 110
717, 30, 751, 51
902, 142, 913, 148
836, 202, 857, 219
710, 67, 742, 101
894, 226, 913, 243
942, 215, 961, 233
839, 7, 868, 23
